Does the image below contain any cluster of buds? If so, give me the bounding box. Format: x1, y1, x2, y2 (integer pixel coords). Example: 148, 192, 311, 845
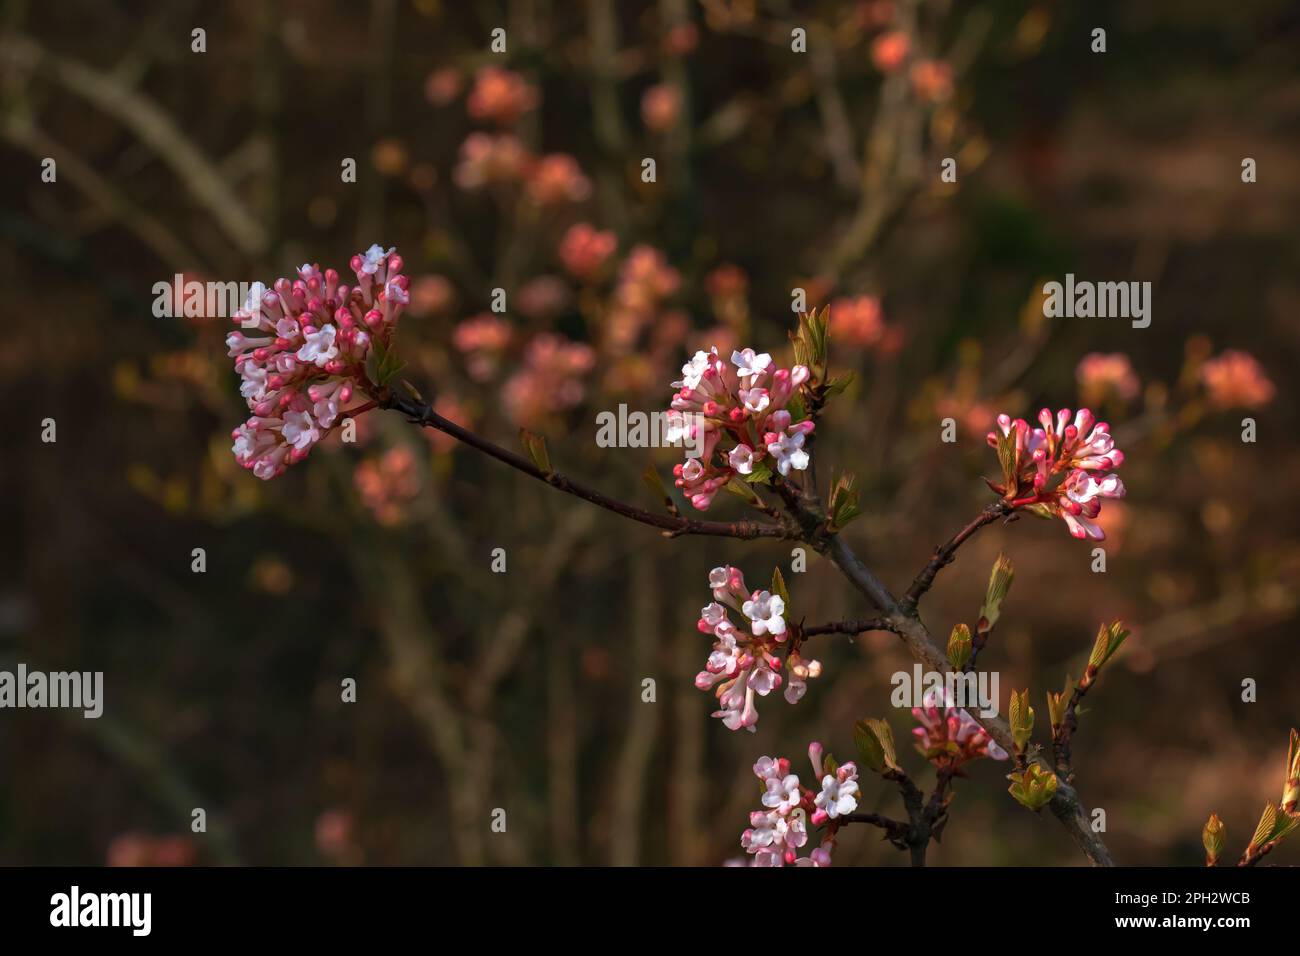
736, 745, 859, 866
668, 348, 813, 510
1007, 764, 1059, 811
911, 688, 1009, 766
694, 566, 820, 732
228, 245, 409, 479
986, 407, 1126, 540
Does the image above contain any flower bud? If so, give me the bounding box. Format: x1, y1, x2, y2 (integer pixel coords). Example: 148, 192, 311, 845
1009, 688, 1034, 752
1202, 813, 1226, 866
979, 553, 1014, 632
1283, 728, 1300, 814
947, 623, 973, 671
1007, 764, 1058, 811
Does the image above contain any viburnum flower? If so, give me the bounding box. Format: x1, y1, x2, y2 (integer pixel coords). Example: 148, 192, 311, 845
466, 65, 539, 126
736, 746, 855, 867
668, 348, 814, 510
812, 762, 861, 824
227, 245, 409, 480
1076, 352, 1140, 405
1200, 349, 1275, 409
694, 566, 820, 732
558, 223, 617, 281
986, 407, 1126, 540
911, 688, 1010, 767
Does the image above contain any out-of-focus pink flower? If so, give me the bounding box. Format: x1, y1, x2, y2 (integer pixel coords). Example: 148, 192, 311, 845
641, 83, 682, 132
516, 275, 571, 320
910, 59, 953, 102
315, 809, 363, 865
453, 313, 513, 382
466, 66, 539, 126
502, 334, 596, 426
559, 223, 617, 281
829, 295, 885, 348
227, 246, 410, 479
871, 30, 910, 72
354, 445, 420, 525
1076, 352, 1140, 405
863, 1, 896, 28
705, 264, 748, 300
424, 67, 464, 106
664, 22, 700, 56
526, 154, 592, 206
936, 396, 999, 443
408, 275, 457, 318
453, 133, 531, 190
986, 407, 1126, 540
1200, 350, 1275, 409
107, 833, 196, 867
621, 246, 681, 302
597, 246, 682, 367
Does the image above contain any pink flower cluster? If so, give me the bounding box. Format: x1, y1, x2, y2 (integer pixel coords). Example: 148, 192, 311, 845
466, 66, 538, 126
1200, 350, 1275, 409
502, 333, 596, 427
559, 223, 617, 282
695, 566, 821, 733
228, 245, 409, 479
354, 446, 420, 526
986, 407, 1126, 540
668, 348, 813, 510
911, 691, 1009, 766
1076, 352, 1140, 404
737, 746, 859, 866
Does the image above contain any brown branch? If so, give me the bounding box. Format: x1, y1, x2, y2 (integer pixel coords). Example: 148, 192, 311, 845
901, 501, 1013, 611
384, 385, 1115, 865
840, 811, 911, 847
781, 490, 1115, 866
802, 618, 893, 639
1052, 683, 1088, 781
380, 389, 791, 540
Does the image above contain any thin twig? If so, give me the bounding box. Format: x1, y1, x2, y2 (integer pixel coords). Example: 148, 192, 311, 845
901, 501, 1013, 611
380, 389, 791, 540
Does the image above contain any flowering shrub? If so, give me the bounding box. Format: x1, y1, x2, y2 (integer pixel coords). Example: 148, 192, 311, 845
224, 252, 1296, 870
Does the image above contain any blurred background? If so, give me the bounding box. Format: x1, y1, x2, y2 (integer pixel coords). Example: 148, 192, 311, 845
1, 0, 1297, 866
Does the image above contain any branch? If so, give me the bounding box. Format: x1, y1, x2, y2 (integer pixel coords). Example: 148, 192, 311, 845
839, 811, 911, 848
1052, 683, 1087, 780
782, 489, 1115, 865
901, 501, 1013, 611
802, 618, 893, 639
380, 389, 791, 540
2, 34, 268, 257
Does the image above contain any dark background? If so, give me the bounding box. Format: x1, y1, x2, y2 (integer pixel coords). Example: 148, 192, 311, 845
1, 0, 1297, 865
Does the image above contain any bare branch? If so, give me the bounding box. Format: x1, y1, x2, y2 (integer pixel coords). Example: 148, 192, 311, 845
381, 389, 792, 541
901, 501, 1014, 611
